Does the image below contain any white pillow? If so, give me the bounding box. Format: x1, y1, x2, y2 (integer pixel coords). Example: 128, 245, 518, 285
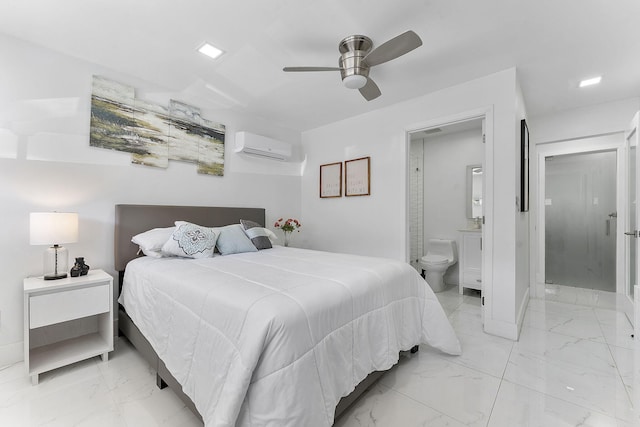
260, 228, 278, 241
162, 221, 219, 259
131, 227, 175, 258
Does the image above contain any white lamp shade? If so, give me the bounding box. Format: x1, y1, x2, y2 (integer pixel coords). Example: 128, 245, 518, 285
30, 212, 78, 245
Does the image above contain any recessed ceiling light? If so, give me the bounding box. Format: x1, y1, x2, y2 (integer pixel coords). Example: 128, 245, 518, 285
579, 76, 602, 88
198, 42, 224, 60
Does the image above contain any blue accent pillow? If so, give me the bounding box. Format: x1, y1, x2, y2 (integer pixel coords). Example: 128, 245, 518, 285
215, 224, 259, 255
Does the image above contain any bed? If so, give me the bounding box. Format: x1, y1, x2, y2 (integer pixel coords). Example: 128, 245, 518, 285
115, 204, 461, 427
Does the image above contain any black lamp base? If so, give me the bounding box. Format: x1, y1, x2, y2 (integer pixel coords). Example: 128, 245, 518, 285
44, 273, 67, 280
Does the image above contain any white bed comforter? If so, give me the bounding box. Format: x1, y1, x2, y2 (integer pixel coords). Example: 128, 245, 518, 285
119, 247, 461, 427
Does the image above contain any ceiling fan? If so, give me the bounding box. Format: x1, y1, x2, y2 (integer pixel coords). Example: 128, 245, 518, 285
283, 30, 422, 101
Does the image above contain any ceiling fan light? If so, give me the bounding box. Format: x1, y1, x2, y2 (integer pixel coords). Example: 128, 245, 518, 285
343, 74, 367, 89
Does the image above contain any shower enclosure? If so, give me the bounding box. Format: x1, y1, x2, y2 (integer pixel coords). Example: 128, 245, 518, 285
544, 150, 617, 291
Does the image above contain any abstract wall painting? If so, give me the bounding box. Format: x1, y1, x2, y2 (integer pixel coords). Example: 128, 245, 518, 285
168, 100, 202, 163
131, 99, 170, 168
89, 75, 225, 175
197, 118, 226, 176
89, 76, 137, 153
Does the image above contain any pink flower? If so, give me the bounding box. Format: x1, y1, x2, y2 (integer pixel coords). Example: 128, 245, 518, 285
274, 217, 302, 233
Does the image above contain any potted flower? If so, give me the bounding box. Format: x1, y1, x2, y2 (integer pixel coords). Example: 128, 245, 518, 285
274, 218, 301, 247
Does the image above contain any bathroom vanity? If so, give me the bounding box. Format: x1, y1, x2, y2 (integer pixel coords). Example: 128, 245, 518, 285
458, 229, 482, 294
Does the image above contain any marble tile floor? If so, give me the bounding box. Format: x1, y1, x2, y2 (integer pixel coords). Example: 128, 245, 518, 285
1, 286, 638, 426
337, 287, 640, 427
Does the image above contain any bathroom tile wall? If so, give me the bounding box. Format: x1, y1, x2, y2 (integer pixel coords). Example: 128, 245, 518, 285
409, 139, 424, 272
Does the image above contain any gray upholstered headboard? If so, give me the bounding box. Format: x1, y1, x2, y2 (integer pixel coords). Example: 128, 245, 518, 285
114, 204, 266, 272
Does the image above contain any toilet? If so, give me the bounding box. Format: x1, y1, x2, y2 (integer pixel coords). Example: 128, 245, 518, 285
419, 239, 457, 293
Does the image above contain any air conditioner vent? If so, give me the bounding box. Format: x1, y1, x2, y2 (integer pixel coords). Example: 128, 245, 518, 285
234, 131, 292, 161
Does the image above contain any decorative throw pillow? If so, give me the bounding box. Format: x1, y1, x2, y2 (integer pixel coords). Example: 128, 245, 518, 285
131, 226, 176, 258
240, 219, 273, 250
264, 228, 278, 242
215, 224, 259, 255
161, 221, 219, 258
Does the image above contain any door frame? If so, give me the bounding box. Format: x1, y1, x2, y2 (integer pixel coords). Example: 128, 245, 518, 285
625, 112, 639, 326
404, 106, 493, 327
535, 134, 626, 299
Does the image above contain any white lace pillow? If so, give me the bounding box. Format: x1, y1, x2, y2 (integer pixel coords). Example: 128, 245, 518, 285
161, 221, 219, 259
132, 226, 176, 258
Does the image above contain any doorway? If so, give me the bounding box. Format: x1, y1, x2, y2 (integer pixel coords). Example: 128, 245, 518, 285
408, 119, 484, 281
536, 134, 626, 303
625, 112, 639, 327
405, 108, 493, 330
544, 150, 617, 291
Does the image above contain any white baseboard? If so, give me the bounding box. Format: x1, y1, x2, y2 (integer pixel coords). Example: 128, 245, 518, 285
483, 288, 530, 341
531, 282, 546, 299
0, 341, 23, 368
515, 287, 530, 339
483, 317, 518, 340
635, 285, 639, 331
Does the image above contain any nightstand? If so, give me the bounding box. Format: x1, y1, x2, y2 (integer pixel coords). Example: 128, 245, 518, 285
23, 269, 113, 385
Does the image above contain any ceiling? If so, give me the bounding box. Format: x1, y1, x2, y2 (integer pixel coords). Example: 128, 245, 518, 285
1, 0, 639, 132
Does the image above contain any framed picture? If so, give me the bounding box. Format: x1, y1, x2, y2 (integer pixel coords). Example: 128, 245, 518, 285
320, 162, 342, 198
520, 119, 529, 212
345, 156, 371, 197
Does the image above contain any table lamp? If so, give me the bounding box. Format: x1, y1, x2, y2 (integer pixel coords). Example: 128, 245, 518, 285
30, 212, 78, 280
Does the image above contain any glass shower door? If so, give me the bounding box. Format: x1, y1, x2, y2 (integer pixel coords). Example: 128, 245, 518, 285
545, 150, 617, 291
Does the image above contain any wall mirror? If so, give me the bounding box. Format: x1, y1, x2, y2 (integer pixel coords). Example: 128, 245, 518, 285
466, 164, 483, 219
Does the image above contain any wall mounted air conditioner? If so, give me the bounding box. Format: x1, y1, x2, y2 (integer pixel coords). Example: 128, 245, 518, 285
234, 131, 292, 161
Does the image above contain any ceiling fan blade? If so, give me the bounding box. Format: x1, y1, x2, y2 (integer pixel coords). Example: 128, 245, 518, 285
364, 30, 423, 67
283, 66, 341, 72
359, 77, 381, 101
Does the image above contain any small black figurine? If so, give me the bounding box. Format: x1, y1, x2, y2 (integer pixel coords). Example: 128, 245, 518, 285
70, 257, 90, 277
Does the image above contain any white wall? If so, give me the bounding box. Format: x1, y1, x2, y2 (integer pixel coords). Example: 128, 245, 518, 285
0, 34, 303, 366
301, 68, 525, 339
529, 98, 640, 144
514, 80, 529, 335
421, 128, 484, 285
528, 97, 640, 300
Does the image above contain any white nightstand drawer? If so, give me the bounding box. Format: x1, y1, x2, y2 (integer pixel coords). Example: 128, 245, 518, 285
24, 269, 113, 385
29, 284, 110, 329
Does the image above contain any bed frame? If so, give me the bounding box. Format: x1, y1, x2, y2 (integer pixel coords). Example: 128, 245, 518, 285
114, 204, 416, 423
